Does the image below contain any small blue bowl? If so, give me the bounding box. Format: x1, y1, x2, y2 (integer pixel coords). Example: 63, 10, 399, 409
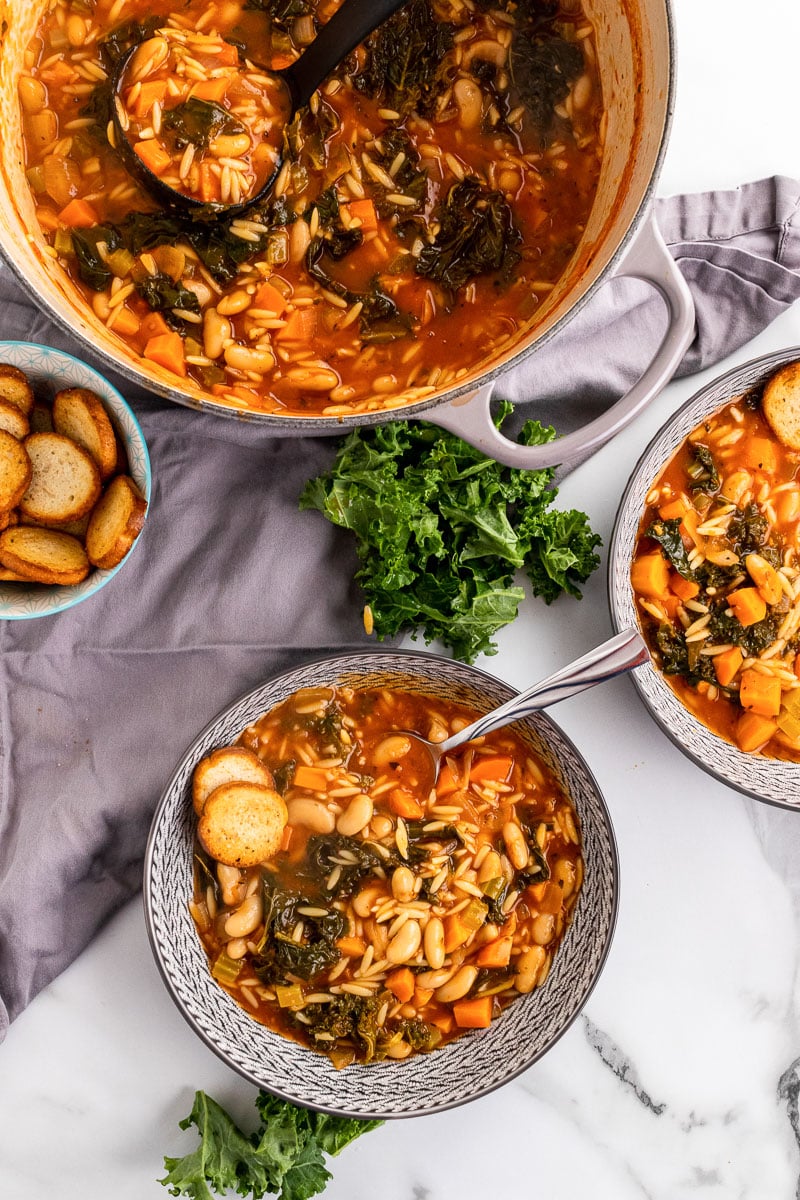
0, 341, 151, 619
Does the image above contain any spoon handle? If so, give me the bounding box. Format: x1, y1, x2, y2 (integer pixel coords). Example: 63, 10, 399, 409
283, 0, 411, 111
436, 628, 650, 755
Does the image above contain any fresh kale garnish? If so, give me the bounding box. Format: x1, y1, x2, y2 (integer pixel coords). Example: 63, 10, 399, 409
644, 517, 696, 580
160, 1089, 381, 1200
415, 177, 521, 298
299, 406, 600, 662
352, 0, 454, 116
162, 98, 244, 149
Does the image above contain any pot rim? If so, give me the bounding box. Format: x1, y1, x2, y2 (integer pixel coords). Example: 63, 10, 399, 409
2, 0, 678, 432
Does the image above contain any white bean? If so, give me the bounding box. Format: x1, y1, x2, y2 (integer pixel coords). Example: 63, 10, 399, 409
287, 797, 335, 834
453, 77, 483, 130
352, 884, 383, 918
435, 964, 478, 1003
289, 218, 311, 263
532, 913, 555, 945
423, 917, 445, 969
216, 289, 252, 317
386, 919, 422, 964
391, 865, 416, 902
224, 892, 263, 938
203, 308, 231, 360
503, 822, 529, 872
515, 945, 546, 993
217, 863, 243, 907
223, 344, 276, 374
371, 735, 412, 766
336, 793, 373, 837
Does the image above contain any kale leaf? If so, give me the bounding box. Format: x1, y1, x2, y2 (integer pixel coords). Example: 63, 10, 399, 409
301, 833, 384, 897
416, 177, 521, 297
135, 272, 201, 324
254, 884, 346, 982
643, 517, 696, 580
162, 98, 244, 149
687, 444, 720, 495
727, 502, 768, 556
160, 1088, 381, 1200
299, 406, 600, 662
509, 36, 583, 139
352, 0, 454, 116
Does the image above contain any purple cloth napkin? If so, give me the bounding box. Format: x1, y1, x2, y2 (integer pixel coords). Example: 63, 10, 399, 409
1, 175, 800, 1039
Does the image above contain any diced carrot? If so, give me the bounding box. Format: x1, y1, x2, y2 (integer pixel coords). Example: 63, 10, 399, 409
139, 311, 171, 342
669, 571, 700, 602
453, 995, 493, 1029
658, 497, 689, 521
469, 755, 513, 783
109, 306, 141, 337
660, 594, 681, 621
388, 787, 424, 819
413, 986, 434, 1008
727, 587, 767, 627
131, 79, 167, 118
435, 761, 461, 797
134, 138, 173, 177
336, 936, 367, 958
270, 53, 296, 70
57, 198, 98, 228
443, 912, 472, 953
430, 1011, 455, 1035
735, 710, 778, 753
739, 669, 782, 718
275, 306, 317, 342
36, 208, 61, 233
631, 552, 670, 599
345, 198, 378, 231
215, 42, 241, 65
198, 161, 221, 203
741, 437, 777, 474
190, 77, 231, 103
386, 967, 415, 1003
713, 645, 744, 688
41, 60, 74, 87
253, 280, 288, 315
795, 653, 800, 681
292, 764, 329, 791
279, 824, 293, 852
535, 881, 564, 915
475, 936, 513, 968
143, 331, 186, 377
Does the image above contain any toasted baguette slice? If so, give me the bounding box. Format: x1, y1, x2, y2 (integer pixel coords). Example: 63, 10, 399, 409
192, 747, 275, 816
85, 474, 146, 569
762, 362, 800, 450
0, 365, 34, 416
198, 783, 288, 867
0, 429, 32, 511
19, 432, 102, 525
0, 526, 90, 585
53, 387, 118, 478
0, 398, 29, 440
0, 567, 33, 581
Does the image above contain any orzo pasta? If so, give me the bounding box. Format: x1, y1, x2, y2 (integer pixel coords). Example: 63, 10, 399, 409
19, 0, 603, 416
631, 378, 800, 761
190, 683, 583, 1066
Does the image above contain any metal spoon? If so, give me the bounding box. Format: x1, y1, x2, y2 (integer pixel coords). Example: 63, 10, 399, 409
109, 0, 411, 218
406, 627, 650, 786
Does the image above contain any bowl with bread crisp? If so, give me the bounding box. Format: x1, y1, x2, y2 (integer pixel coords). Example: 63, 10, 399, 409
0, 341, 150, 619
609, 348, 800, 808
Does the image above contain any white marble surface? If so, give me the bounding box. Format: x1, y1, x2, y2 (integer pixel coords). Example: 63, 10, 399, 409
3, 0, 800, 1196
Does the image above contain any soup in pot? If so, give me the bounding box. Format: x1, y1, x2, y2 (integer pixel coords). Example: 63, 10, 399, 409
18, 0, 604, 416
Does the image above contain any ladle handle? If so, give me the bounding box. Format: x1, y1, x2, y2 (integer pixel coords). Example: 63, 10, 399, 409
436, 627, 650, 754
283, 0, 411, 110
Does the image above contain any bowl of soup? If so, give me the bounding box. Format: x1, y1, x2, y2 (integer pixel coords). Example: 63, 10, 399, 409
0, 0, 692, 470
144, 648, 619, 1117
609, 348, 800, 808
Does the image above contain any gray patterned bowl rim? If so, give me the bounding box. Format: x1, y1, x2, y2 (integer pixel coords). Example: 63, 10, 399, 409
143, 647, 620, 1119
0, 339, 152, 619
608, 346, 800, 811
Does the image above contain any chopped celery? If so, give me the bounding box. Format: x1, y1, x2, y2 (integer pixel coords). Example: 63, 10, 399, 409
480, 876, 505, 900
53, 229, 74, 257
777, 691, 800, 741
26, 165, 45, 194
461, 898, 488, 931
275, 983, 305, 1009
267, 231, 289, 265
211, 952, 243, 984
106, 248, 134, 279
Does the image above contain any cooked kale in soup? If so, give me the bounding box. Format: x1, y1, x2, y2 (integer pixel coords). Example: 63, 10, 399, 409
19, 0, 603, 416
190, 684, 583, 1066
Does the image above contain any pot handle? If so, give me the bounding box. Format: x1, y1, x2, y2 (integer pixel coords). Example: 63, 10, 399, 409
420, 209, 696, 470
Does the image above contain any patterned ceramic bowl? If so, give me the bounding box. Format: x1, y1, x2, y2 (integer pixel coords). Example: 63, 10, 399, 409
608, 346, 800, 809
0, 341, 151, 619
144, 649, 619, 1119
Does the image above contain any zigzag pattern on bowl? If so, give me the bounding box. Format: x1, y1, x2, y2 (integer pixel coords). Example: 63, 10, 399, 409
145, 650, 619, 1118
609, 348, 800, 810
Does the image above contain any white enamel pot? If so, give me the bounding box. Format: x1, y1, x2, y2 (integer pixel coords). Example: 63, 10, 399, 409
0, 0, 694, 469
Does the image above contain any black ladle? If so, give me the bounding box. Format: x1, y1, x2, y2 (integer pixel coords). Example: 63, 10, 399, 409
110, 0, 411, 218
